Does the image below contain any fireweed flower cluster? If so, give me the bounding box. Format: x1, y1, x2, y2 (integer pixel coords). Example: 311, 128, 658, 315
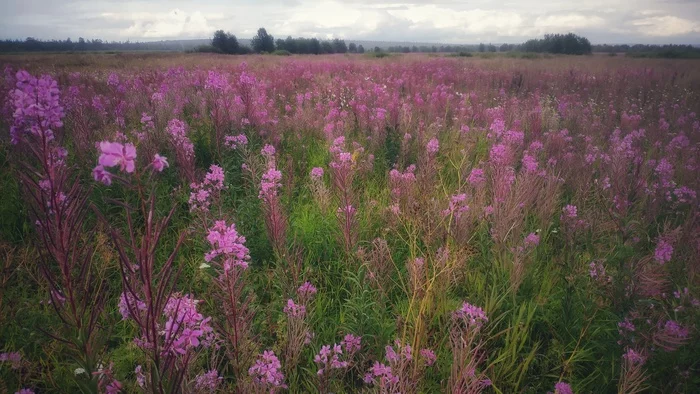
654, 238, 674, 264
388, 164, 417, 213
160, 294, 215, 356
619, 348, 648, 394
283, 283, 317, 374
551, 382, 574, 394
283, 298, 306, 318
166, 118, 195, 182
259, 165, 287, 254
309, 166, 331, 212
204, 219, 255, 380
193, 369, 222, 392
249, 350, 286, 392
363, 339, 436, 393
189, 164, 226, 213
328, 136, 363, 254
315, 334, 361, 393
10, 70, 64, 144
225, 133, 248, 150
297, 281, 318, 304
205, 220, 251, 271
449, 302, 491, 393
0, 352, 21, 369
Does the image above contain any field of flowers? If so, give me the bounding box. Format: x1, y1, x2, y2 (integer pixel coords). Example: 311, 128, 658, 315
0, 53, 699, 393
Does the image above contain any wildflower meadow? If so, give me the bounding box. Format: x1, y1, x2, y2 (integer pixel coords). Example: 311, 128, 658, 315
0, 53, 698, 393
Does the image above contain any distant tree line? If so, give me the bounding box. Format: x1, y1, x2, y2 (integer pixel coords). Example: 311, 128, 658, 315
0, 37, 199, 52
380, 43, 498, 53
206, 28, 366, 55
2, 30, 698, 58
592, 43, 700, 58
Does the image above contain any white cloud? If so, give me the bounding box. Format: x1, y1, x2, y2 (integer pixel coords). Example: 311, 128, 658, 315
632, 15, 700, 36
110, 8, 214, 38
534, 14, 605, 31
389, 6, 524, 36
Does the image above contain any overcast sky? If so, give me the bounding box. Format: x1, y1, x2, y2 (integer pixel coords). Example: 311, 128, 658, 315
1, 0, 699, 45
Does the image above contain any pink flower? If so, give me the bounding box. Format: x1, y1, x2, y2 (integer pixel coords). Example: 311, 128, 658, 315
151, 154, 169, 172
454, 302, 488, 328
468, 168, 486, 186
283, 298, 306, 318
554, 382, 573, 394
194, 370, 222, 391
118, 292, 147, 320
310, 167, 325, 181
420, 348, 437, 366
524, 232, 540, 247
261, 144, 276, 157
93, 165, 113, 185
205, 220, 250, 270
522, 154, 539, 173
297, 281, 318, 299
342, 333, 362, 354
489, 143, 511, 165
562, 204, 578, 219
426, 138, 440, 154
15, 389, 35, 394
249, 350, 286, 389
623, 348, 645, 365
225, 133, 248, 149
259, 168, 282, 199
654, 239, 673, 264
0, 352, 21, 369
98, 141, 137, 173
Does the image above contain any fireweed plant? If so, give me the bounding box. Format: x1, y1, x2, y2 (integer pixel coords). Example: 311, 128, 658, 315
1, 55, 699, 393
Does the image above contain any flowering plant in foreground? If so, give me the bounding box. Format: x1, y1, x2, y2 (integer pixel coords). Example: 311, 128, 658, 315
448, 302, 491, 393
205, 219, 256, 382
92, 140, 196, 392
315, 334, 361, 393
283, 287, 315, 374
363, 339, 436, 394
248, 350, 286, 393
11, 70, 109, 392
259, 165, 287, 255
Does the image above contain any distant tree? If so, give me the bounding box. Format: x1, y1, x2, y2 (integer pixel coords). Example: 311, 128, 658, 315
252, 27, 275, 53
321, 41, 335, 54
212, 30, 241, 54
521, 33, 592, 55
275, 38, 286, 51
285, 36, 297, 53
374, 46, 381, 52
478, 43, 485, 52
357, 44, 365, 53
332, 38, 347, 53
212, 30, 227, 52
499, 43, 514, 52
487, 44, 497, 52
348, 42, 357, 53
309, 38, 321, 54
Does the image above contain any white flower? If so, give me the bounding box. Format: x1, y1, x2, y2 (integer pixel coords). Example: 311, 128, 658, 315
74, 368, 86, 375
199, 263, 211, 269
